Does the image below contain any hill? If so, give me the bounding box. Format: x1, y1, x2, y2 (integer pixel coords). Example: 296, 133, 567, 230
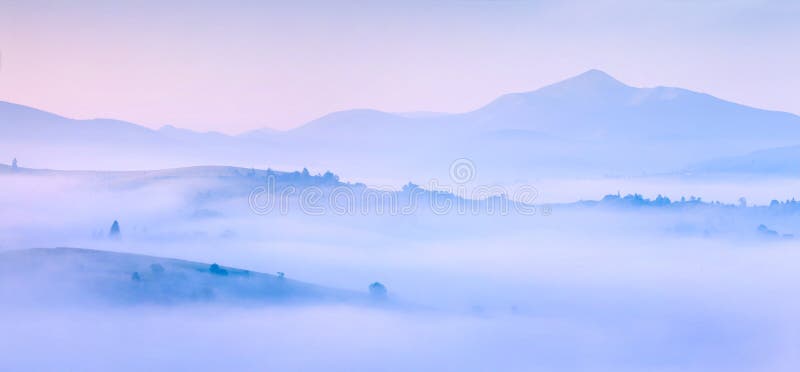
0, 247, 371, 306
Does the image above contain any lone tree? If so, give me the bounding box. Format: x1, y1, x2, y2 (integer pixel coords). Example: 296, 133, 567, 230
368, 282, 388, 300
131, 272, 141, 282
109, 220, 121, 239
11, 158, 18, 170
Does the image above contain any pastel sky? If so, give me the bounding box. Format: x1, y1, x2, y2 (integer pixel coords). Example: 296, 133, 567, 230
0, 0, 798, 133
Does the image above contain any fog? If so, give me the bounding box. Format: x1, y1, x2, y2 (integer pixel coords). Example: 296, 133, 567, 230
3, 303, 796, 372
1, 169, 799, 371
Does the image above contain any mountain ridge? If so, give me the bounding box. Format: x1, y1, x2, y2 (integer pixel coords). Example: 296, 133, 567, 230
3, 70, 800, 136
3, 69, 800, 179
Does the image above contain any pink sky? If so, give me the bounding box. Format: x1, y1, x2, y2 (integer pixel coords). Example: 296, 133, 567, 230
0, 0, 798, 134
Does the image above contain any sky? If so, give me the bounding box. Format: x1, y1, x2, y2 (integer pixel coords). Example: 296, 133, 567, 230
0, 0, 798, 134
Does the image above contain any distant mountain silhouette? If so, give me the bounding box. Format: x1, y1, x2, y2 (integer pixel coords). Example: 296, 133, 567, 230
0, 101, 164, 144
687, 145, 800, 176
2, 70, 799, 180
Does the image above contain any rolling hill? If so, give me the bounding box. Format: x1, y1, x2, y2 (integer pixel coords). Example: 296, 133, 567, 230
0, 247, 372, 306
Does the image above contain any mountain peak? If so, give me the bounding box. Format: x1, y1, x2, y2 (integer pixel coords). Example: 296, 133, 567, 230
478, 69, 632, 112
520, 69, 632, 101
555, 69, 627, 89
576, 68, 617, 79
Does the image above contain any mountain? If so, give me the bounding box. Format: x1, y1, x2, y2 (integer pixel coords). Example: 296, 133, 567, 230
158, 125, 231, 143
2, 70, 799, 181
468, 69, 800, 143
687, 145, 800, 176
237, 127, 282, 141
0, 101, 164, 144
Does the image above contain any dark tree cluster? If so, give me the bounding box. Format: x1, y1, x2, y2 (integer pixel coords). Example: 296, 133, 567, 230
209, 263, 228, 276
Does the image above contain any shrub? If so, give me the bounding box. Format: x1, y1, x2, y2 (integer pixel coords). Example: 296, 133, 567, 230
368, 282, 387, 299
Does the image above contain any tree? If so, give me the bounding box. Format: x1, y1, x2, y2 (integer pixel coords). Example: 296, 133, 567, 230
109, 220, 121, 239
322, 171, 339, 183
131, 272, 141, 282
209, 263, 228, 276
368, 282, 387, 299
11, 158, 18, 170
